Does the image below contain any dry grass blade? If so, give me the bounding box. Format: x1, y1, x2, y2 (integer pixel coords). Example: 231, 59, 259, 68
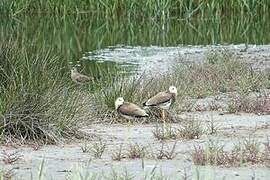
156, 141, 178, 160
90, 139, 106, 159
178, 119, 204, 139
152, 124, 178, 141
111, 144, 125, 161
206, 117, 220, 135
0, 168, 15, 180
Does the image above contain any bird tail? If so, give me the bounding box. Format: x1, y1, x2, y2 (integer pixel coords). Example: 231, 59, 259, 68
144, 113, 149, 117
143, 102, 149, 109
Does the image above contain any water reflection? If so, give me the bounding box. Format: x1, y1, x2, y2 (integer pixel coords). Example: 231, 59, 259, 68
1, 14, 269, 76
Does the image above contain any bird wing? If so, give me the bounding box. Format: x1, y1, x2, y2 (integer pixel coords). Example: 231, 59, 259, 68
145, 91, 173, 106
118, 102, 148, 117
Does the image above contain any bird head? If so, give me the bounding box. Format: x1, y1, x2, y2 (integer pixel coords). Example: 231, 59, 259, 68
115, 97, 124, 109
71, 67, 78, 74
169, 86, 177, 96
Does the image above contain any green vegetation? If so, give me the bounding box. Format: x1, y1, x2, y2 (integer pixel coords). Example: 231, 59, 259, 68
0, 39, 80, 144
1, 0, 269, 19
1, 0, 270, 62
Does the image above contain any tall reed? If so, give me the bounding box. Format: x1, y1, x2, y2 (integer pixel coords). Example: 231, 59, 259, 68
1, 0, 269, 19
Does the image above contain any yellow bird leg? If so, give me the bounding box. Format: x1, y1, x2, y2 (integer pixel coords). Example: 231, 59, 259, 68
159, 109, 163, 120
162, 109, 165, 121
161, 109, 166, 128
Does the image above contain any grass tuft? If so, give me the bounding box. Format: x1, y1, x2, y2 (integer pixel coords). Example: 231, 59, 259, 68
111, 144, 125, 161
81, 139, 106, 159
155, 141, 178, 160
90, 139, 107, 159
126, 143, 147, 159
178, 119, 204, 139
152, 124, 178, 141
0, 40, 82, 144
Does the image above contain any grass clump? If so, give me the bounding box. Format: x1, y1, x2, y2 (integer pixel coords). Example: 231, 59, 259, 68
192, 137, 270, 167
153, 119, 204, 140
90, 139, 107, 159
206, 117, 220, 135
0, 40, 81, 144
152, 119, 204, 141
111, 144, 125, 161
1, 151, 22, 165
152, 124, 178, 141
227, 92, 270, 114
155, 141, 178, 160
93, 74, 143, 114
178, 120, 204, 139
81, 139, 106, 159
126, 143, 147, 159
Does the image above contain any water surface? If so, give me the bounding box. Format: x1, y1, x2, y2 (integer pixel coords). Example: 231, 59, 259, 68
1, 14, 270, 75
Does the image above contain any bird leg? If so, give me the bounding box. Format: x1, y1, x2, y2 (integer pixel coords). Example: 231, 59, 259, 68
161, 109, 167, 129
160, 109, 165, 122
161, 109, 165, 121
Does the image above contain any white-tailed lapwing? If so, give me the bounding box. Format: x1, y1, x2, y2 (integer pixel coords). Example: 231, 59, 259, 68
115, 97, 149, 120
143, 86, 177, 121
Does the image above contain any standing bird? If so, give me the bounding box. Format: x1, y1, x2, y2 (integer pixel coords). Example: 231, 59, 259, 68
115, 97, 149, 120
71, 67, 93, 84
143, 86, 177, 121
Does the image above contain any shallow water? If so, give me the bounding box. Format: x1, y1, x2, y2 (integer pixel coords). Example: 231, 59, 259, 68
84, 44, 270, 76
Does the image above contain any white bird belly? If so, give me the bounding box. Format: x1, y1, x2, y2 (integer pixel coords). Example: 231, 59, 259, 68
158, 100, 172, 110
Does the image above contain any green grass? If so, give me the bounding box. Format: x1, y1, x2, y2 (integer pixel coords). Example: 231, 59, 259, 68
1, 0, 269, 19
0, 39, 82, 144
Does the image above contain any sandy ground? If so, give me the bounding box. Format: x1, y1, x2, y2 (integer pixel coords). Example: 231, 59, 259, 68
1, 111, 270, 180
